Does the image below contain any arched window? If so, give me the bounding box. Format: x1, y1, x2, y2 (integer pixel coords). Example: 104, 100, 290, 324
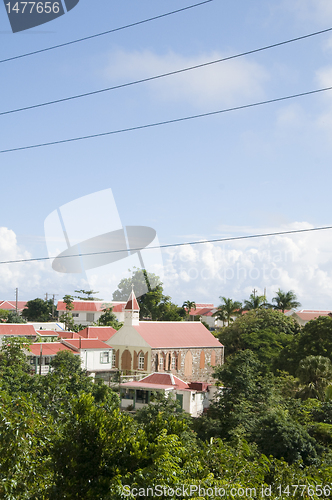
159, 353, 164, 370
138, 351, 145, 370
200, 350, 205, 369
184, 351, 192, 377
210, 350, 216, 366
171, 353, 176, 370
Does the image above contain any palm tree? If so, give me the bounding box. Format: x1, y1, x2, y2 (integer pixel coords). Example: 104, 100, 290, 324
271, 289, 301, 313
212, 296, 242, 326
243, 293, 266, 311
297, 355, 332, 400
182, 300, 196, 321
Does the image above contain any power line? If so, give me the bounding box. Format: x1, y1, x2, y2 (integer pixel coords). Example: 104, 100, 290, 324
1, 85, 332, 154
1, 225, 332, 266
0, 0, 213, 64
2, 25, 332, 117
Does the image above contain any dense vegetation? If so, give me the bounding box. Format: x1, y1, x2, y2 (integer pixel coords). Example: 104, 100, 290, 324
2, 302, 332, 497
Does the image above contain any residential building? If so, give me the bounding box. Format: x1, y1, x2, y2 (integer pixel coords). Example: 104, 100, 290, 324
0, 324, 37, 346
290, 309, 332, 326
56, 300, 126, 326
120, 372, 211, 416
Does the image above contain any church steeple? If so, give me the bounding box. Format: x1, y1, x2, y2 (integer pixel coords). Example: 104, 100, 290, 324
124, 287, 140, 326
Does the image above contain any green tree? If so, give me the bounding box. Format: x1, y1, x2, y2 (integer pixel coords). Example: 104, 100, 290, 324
271, 289, 301, 313
22, 298, 53, 322
6, 310, 26, 323
255, 409, 319, 465
213, 296, 242, 326
95, 307, 122, 330
218, 309, 299, 370
182, 300, 196, 320
60, 294, 75, 331
243, 293, 266, 311
112, 268, 161, 301
210, 350, 274, 439
297, 355, 332, 401
74, 289, 101, 301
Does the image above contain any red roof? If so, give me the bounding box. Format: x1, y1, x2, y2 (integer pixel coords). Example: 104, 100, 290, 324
132, 322, 223, 348
57, 331, 82, 339
62, 339, 113, 350
120, 372, 189, 390
0, 300, 27, 311
125, 291, 140, 311
293, 310, 332, 321
29, 342, 74, 356
190, 307, 214, 316
57, 301, 126, 312
79, 326, 116, 341
0, 324, 36, 336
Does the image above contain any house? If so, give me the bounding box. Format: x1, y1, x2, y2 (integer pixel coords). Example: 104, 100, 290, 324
188, 303, 216, 328
26, 338, 114, 376
105, 291, 224, 383
56, 300, 126, 326
290, 309, 332, 326
120, 372, 211, 417
0, 324, 37, 346
27, 342, 76, 374
61, 338, 114, 376
0, 300, 27, 315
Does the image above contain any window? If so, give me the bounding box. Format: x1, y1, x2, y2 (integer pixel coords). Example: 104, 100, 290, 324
159, 355, 164, 370
138, 352, 145, 370
86, 313, 95, 322
72, 313, 79, 318
100, 351, 110, 364
171, 355, 176, 370
111, 351, 116, 368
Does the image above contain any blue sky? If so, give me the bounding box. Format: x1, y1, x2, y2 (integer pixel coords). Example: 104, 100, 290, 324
1, 0, 332, 308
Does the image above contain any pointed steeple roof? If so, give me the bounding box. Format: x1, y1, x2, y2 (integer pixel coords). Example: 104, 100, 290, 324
125, 288, 140, 311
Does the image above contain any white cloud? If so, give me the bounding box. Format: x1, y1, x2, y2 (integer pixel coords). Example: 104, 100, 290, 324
162, 222, 332, 309
104, 49, 269, 108
281, 0, 332, 23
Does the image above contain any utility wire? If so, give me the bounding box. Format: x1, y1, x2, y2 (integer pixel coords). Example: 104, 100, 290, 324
1, 25, 332, 117
0, 0, 213, 64
1, 85, 332, 154
1, 225, 332, 266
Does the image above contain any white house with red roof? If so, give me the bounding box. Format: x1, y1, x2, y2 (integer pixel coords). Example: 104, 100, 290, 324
27, 342, 77, 374
61, 338, 113, 375
106, 291, 224, 383
0, 324, 37, 346
57, 300, 126, 326
120, 372, 210, 416
290, 309, 332, 326
0, 300, 27, 314
26, 338, 114, 375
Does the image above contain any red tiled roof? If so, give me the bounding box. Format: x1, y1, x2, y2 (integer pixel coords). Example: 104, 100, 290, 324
79, 326, 117, 341
120, 372, 189, 390
190, 307, 214, 316
62, 339, 113, 350
125, 291, 140, 311
133, 322, 223, 348
0, 324, 36, 336
57, 301, 126, 312
0, 300, 27, 311
293, 310, 332, 321
57, 331, 82, 339
29, 342, 74, 356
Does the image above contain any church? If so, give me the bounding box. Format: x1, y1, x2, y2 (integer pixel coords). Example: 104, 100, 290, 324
106, 290, 224, 383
